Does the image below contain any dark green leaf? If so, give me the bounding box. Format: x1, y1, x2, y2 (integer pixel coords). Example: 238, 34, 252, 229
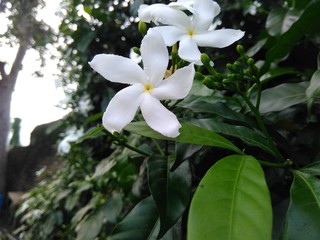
265, 1, 320, 65
283, 171, 320, 240
266, 8, 302, 37
300, 162, 320, 176
306, 70, 320, 109
193, 119, 279, 158
259, 67, 300, 84
111, 196, 159, 240
147, 155, 192, 239
159, 161, 191, 238
246, 38, 268, 57
188, 155, 272, 240
179, 99, 255, 127
76, 200, 119, 240
77, 31, 96, 53
172, 142, 203, 171
147, 155, 168, 232
77, 126, 105, 143
125, 122, 243, 154
258, 82, 307, 114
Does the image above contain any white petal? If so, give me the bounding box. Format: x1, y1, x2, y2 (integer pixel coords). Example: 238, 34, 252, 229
140, 94, 181, 138
192, 0, 220, 31
141, 29, 169, 85
169, 0, 195, 12
138, 4, 191, 29
193, 29, 245, 48
152, 64, 195, 100
89, 54, 146, 84
178, 36, 202, 63
152, 26, 185, 46
103, 85, 144, 134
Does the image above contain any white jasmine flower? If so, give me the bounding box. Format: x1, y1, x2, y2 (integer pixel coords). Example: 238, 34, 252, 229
89, 30, 195, 138
138, 0, 244, 64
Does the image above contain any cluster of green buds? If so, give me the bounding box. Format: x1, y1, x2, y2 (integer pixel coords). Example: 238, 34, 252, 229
200, 45, 260, 93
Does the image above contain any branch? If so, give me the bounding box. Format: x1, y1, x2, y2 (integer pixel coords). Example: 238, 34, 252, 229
7, 44, 28, 89
0, 61, 6, 79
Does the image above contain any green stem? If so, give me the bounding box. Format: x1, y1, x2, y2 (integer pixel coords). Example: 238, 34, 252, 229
258, 159, 292, 168
241, 93, 285, 161
255, 77, 262, 110
152, 138, 165, 156
119, 141, 150, 156
108, 132, 150, 156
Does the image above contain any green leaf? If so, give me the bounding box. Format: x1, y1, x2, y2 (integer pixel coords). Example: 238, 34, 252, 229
179, 98, 255, 127
76, 202, 114, 240
147, 155, 192, 238
265, 1, 320, 65
125, 122, 242, 154
173, 143, 203, 171
258, 82, 307, 114
111, 196, 159, 240
259, 67, 299, 84
77, 126, 105, 143
188, 155, 272, 240
283, 171, 320, 240
193, 119, 279, 158
159, 161, 191, 238
300, 162, 320, 176
266, 8, 302, 37
147, 155, 168, 232
306, 70, 320, 109
77, 31, 96, 53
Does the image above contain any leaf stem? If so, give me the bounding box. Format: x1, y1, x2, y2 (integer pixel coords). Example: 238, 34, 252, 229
240, 93, 285, 161
259, 159, 293, 168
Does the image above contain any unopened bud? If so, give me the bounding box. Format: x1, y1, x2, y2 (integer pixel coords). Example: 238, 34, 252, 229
132, 47, 140, 55
138, 21, 147, 36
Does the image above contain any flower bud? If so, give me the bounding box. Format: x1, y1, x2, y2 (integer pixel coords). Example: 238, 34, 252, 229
138, 21, 148, 36
132, 47, 140, 55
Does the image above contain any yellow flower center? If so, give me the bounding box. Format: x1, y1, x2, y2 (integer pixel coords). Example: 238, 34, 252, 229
144, 83, 152, 92
187, 29, 195, 36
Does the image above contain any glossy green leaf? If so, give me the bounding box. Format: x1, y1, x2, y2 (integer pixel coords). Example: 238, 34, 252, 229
76, 201, 117, 240
179, 98, 255, 127
300, 162, 320, 176
259, 67, 299, 84
283, 171, 320, 240
111, 196, 159, 240
188, 155, 272, 240
77, 126, 105, 143
77, 31, 96, 53
159, 161, 191, 238
172, 142, 203, 171
265, 1, 320, 65
125, 122, 242, 154
147, 155, 168, 231
266, 8, 301, 36
193, 119, 279, 158
148, 155, 191, 238
306, 70, 320, 109
258, 82, 307, 114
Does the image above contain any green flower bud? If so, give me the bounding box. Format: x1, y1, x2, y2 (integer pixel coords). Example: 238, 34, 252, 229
201, 53, 211, 66
236, 45, 245, 56
138, 21, 148, 36
132, 47, 140, 55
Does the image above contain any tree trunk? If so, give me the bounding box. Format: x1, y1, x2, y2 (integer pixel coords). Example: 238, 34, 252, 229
0, 44, 28, 195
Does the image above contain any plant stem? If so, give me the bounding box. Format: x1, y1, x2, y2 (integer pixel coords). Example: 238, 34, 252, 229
258, 159, 292, 168
240, 93, 285, 161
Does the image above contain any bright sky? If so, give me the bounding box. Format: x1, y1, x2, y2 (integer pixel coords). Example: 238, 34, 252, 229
1, 0, 68, 146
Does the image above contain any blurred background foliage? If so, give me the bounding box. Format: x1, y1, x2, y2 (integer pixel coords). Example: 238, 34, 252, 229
1, 0, 320, 239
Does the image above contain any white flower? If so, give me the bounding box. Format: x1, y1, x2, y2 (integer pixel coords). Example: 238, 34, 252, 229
138, 0, 245, 64
89, 30, 195, 138
58, 128, 84, 154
